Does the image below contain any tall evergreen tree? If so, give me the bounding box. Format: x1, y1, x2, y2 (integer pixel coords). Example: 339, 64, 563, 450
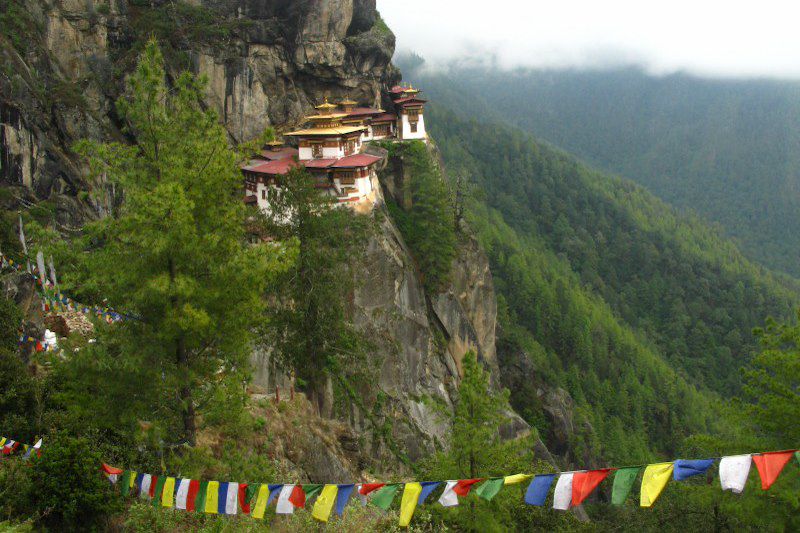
72, 40, 286, 444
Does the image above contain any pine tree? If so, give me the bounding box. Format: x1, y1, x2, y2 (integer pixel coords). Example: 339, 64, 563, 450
72, 40, 287, 445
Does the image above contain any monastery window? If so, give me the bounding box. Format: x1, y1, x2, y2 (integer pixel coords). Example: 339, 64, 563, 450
312, 143, 323, 158
410, 122, 418, 133
262, 189, 266, 200
407, 108, 420, 120
344, 139, 356, 155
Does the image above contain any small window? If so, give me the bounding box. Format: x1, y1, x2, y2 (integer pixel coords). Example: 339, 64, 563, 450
312, 144, 323, 158
410, 122, 418, 133
261, 189, 266, 200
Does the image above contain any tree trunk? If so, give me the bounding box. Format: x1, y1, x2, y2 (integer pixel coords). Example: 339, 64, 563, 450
177, 335, 196, 446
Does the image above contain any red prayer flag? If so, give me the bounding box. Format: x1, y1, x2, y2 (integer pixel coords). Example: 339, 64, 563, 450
753, 451, 795, 490
149, 476, 158, 498
101, 464, 123, 476
453, 478, 483, 496
186, 480, 200, 512
572, 469, 612, 506
359, 483, 386, 495
238, 483, 250, 514
288, 485, 306, 508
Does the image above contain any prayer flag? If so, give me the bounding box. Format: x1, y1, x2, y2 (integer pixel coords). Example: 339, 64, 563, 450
673, 459, 714, 481
372, 484, 401, 510
796, 451, 800, 467
120, 471, 134, 497
218, 482, 238, 515
335, 484, 354, 516
312, 485, 338, 522
195, 481, 209, 512
553, 473, 574, 510
101, 464, 123, 484
251, 485, 271, 519
453, 478, 482, 496
524, 474, 555, 506
640, 463, 673, 508
303, 484, 324, 502
418, 481, 441, 504
611, 467, 641, 505
23, 439, 42, 459
438, 481, 459, 507
572, 469, 612, 506
276, 484, 297, 514
752, 451, 795, 490
241, 483, 258, 514
289, 484, 306, 508
175, 479, 190, 510
475, 478, 505, 501
151, 476, 165, 506
186, 480, 201, 512
205, 481, 219, 514
504, 474, 533, 485
267, 484, 283, 506
399, 482, 423, 527
161, 477, 175, 508
139, 474, 152, 499
719, 455, 751, 493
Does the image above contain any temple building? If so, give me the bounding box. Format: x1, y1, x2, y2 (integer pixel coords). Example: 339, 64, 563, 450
241, 85, 427, 211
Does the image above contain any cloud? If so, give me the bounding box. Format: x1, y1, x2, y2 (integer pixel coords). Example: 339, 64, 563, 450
377, 0, 800, 78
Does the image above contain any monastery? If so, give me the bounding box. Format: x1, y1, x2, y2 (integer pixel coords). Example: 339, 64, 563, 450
242, 85, 427, 210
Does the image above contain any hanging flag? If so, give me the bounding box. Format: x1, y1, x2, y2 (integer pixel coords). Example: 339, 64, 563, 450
101, 464, 123, 484
673, 459, 715, 481
36, 251, 46, 286
120, 471, 134, 497
139, 474, 152, 499
640, 463, 673, 508
2, 440, 18, 455
453, 478, 482, 497
48, 255, 58, 289
719, 455, 751, 494
399, 482, 423, 527
553, 473, 575, 510
418, 481, 441, 505
312, 485, 339, 522
239, 483, 256, 514
752, 451, 795, 490
572, 469, 612, 506
133, 473, 144, 497
335, 484, 354, 516
204, 481, 219, 514
504, 474, 533, 485
796, 451, 800, 467
251, 484, 271, 519
175, 479, 191, 510
151, 476, 166, 507
161, 477, 176, 508
303, 484, 324, 503
372, 484, 401, 511
187, 480, 201, 512
266, 484, 283, 506
276, 484, 298, 514
222, 482, 239, 515
611, 467, 641, 505
195, 481, 209, 513
525, 474, 555, 506
438, 481, 459, 507
475, 478, 505, 501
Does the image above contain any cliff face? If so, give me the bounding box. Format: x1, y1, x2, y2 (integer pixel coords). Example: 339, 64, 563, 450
1, 0, 398, 205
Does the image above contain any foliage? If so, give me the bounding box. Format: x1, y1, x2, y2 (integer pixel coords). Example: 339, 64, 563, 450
69, 40, 289, 445
261, 166, 372, 413
383, 140, 457, 293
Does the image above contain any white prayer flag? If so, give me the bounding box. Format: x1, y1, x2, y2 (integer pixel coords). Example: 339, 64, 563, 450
225, 482, 239, 515
276, 484, 296, 514
719, 454, 752, 493
553, 473, 574, 510
139, 474, 152, 499
175, 479, 190, 509
438, 480, 459, 507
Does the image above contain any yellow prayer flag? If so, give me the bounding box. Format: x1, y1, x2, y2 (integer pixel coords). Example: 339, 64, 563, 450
205, 481, 219, 514
312, 485, 339, 522
399, 482, 422, 527
129, 471, 137, 490
0, 438, 6, 447
251, 484, 270, 519
640, 463, 674, 508
504, 474, 533, 485
161, 477, 175, 507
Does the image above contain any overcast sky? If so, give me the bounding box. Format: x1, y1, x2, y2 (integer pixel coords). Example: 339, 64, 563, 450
377, 0, 800, 78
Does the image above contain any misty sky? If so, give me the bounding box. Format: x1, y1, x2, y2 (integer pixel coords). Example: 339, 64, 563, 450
377, 0, 800, 78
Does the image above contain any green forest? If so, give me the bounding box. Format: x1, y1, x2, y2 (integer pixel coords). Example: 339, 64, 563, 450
403, 62, 800, 278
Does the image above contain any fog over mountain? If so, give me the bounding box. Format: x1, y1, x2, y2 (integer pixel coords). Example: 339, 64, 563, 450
378, 0, 800, 78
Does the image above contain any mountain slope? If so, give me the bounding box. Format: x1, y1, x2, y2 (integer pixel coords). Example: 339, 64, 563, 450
405, 64, 800, 277
422, 104, 799, 462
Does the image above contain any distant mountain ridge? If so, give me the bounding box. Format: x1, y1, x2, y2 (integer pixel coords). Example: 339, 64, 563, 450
401, 61, 800, 277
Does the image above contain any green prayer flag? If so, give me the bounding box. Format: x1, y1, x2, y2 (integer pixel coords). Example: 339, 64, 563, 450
474, 478, 505, 501
611, 467, 642, 505
120, 471, 133, 498
371, 484, 401, 511
795, 451, 800, 467
303, 484, 325, 501
152, 476, 166, 507
245, 484, 259, 508
195, 481, 208, 513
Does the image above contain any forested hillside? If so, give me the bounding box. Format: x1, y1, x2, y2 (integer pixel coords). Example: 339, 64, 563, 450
424, 104, 799, 462
405, 63, 800, 277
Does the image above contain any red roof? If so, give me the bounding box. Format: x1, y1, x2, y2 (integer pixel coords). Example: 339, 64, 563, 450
371, 112, 397, 122
302, 158, 336, 169
393, 97, 427, 106
344, 107, 384, 118
243, 158, 298, 175
257, 147, 298, 161
331, 154, 382, 168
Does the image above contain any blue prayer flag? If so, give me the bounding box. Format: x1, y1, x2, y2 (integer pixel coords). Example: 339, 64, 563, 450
267, 484, 283, 505
335, 484, 355, 516
418, 481, 441, 504
673, 459, 715, 481
525, 474, 555, 506
218, 482, 229, 514
134, 473, 144, 495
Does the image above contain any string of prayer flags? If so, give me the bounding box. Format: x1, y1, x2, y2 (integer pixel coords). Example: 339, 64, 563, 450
752, 451, 795, 490
572, 469, 612, 506
611, 467, 641, 505
398, 483, 423, 527
524, 474, 555, 506
640, 463, 673, 508
552, 472, 574, 510
719, 455, 751, 493
673, 459, 714, 481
